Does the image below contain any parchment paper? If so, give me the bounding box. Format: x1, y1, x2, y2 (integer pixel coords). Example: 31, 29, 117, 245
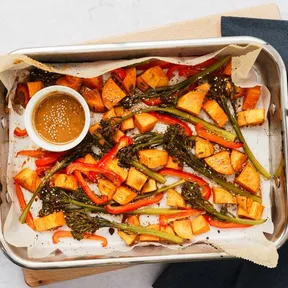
0, 43, 278, 267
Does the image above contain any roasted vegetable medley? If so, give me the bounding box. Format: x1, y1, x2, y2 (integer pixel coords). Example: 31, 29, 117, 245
13, 57, 269, 246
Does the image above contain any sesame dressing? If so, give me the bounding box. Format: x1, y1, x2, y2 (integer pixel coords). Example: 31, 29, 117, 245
34, 93, 85, 144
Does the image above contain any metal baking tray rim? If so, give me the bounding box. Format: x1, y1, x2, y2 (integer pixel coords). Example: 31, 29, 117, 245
1, 36, 287, 269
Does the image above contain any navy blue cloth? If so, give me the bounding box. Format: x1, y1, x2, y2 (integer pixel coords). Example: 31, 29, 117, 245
154, 243, 288, 288
221, 16, 288, 68
153, 16, 288, 288
153, 259, 243, 288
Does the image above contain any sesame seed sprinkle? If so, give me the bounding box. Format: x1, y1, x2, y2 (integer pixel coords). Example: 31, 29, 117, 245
34, 94, 85, 144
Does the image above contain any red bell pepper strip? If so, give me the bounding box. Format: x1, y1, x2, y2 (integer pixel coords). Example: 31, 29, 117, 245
67, 162, 123, 186
159, 209, 202, 227
159, 168, 208, 187
195, 123, 243, 149
74, 157, 86, 163
204, 215, 251, 228
17, 150, 46, 158
35, 156, 60, 167
52, 230, 108, 246
167, 64, 186, 80
36, 165, 53, 177
148, 112, 192, 136
135, 60, 172, 71
106, 193, 164, 214
15, 182, 36, 230
74, 171, 108, 205
178, 67, 200, 77
202, 186, 211, 200
14, 127, 28, 137
16, 83, 30, 108
87, 172, 99, 183
178, 59, 218, 77
142, 98, 163, 106
112, 68, 127, 81
17, 150, 67, 159
96, 135, 133, 168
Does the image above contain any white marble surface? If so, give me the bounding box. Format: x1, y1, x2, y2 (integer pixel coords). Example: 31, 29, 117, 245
1, 0, 288, 287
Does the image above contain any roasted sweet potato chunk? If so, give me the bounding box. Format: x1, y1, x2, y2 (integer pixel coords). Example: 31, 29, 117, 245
27, 81, 44, 98
83, 153, 98, 165
139, 224, 160, 242
113, 129, 125, 143
237, 109, 265, 127
231, 150, 247, 172
82, 76, 103, 91
52, 174, 78, 191
141, 66, 168, 88
242, 86, 261, 110
126, 167, 148, 191
203, 100, 228, 127
236, 195, 253, 211
177, 83, 210, 115
136, 75, 149, 92
81, 87, 105, 112
141, 178, 157, 193
134, 113, 158, 134
139, 149, 168, 169
237, 198, 264, 220
102, 78, 126, 110
114, 106, 134, 131
118, 215, 140, 245
204, 151, 234, 175
166, 189, 186, 208
191, 215, 210, 235
14, 168, 41, 193
160, 225, 175, 236
88, 123, 105, 145
195, 137, 214, 158
56, 75, 82, 92
248, 202, 264, 219
173, 220, 193, 240
106, 158, 128, 181
122, 67, 136, 95
112, 186, 137, 205
98, 178, 117, 200
235, 163, 260, 194
212, 187, 236, 204
165, 156, 182, 170
89, 123, 100, 134
102, 108, 117, 119
34, 212, 66, 232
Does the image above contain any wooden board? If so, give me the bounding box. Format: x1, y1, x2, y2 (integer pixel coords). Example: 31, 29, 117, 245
23, 3, 280, 287
23, 265, 129, 287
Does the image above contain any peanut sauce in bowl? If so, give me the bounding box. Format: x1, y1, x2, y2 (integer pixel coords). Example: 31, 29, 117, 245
25, 86, 90, 151
34, 94, 85, 144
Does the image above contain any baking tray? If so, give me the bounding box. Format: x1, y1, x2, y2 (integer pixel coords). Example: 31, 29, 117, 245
0, 36, 287, 269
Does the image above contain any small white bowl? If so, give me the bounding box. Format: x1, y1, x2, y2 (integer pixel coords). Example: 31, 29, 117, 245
25, 85, 90, 152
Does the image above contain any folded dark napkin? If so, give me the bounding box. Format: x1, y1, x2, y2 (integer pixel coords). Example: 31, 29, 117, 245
221, 16, 288, 67
154, 243, 288, 288
153, 16, 288, 288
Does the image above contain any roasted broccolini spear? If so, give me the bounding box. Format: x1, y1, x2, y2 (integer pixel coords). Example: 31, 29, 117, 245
117, 132, 166, 183
163, 125, 261, 202
19, 134, 97, 224
181, 182, 265, 225
120, 56, 231, 108
64, 210, 183, 244
206, 75, 271, 179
